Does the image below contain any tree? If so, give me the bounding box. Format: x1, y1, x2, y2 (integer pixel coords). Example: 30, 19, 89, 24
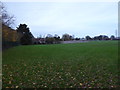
20, 32, 33, 45
17, 24, 29, 33
93, 36, 98, 40
0, 2, 15, 27
110, 35, 115, 40
98, 35, 103, 40
75, 37, 80, 40
62, 33, 70, 41
93, 35, 109, 40
45, 37, 55, 44
17, 24, 33, 45
98, 35, 109, 40
54, 34, 61, 44
85, 36, 92, 40
103, 35, 109, 40
69, 35, 73, 40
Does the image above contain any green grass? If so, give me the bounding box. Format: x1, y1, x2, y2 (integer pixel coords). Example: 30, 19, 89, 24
2, 41, 118, 88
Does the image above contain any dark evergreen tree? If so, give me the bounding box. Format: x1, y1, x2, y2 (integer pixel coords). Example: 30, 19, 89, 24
17, 24, 33, 45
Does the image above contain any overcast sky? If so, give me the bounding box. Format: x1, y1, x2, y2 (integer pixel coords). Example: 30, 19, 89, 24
3, 1, 118, 38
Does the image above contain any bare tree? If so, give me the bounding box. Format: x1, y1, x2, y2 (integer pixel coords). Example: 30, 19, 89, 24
62, 33, 71, 41
0, 2, 15, 27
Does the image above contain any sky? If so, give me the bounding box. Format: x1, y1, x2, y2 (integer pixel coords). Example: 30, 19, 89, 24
2, 0, 118, 38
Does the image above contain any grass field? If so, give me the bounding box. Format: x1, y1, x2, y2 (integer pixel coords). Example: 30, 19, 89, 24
2, 41, 118, 88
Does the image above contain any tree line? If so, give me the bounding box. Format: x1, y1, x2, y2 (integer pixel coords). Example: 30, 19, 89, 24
2, 22, 118, 47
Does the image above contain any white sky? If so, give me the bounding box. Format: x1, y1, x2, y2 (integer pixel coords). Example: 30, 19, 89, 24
2, 0, 118, 38
1, 0, 119, 2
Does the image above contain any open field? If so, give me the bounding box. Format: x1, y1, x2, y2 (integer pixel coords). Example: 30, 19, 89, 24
2, 41, 118, 88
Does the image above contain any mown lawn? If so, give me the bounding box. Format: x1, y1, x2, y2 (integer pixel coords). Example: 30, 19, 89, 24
2, 41, 118, 88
